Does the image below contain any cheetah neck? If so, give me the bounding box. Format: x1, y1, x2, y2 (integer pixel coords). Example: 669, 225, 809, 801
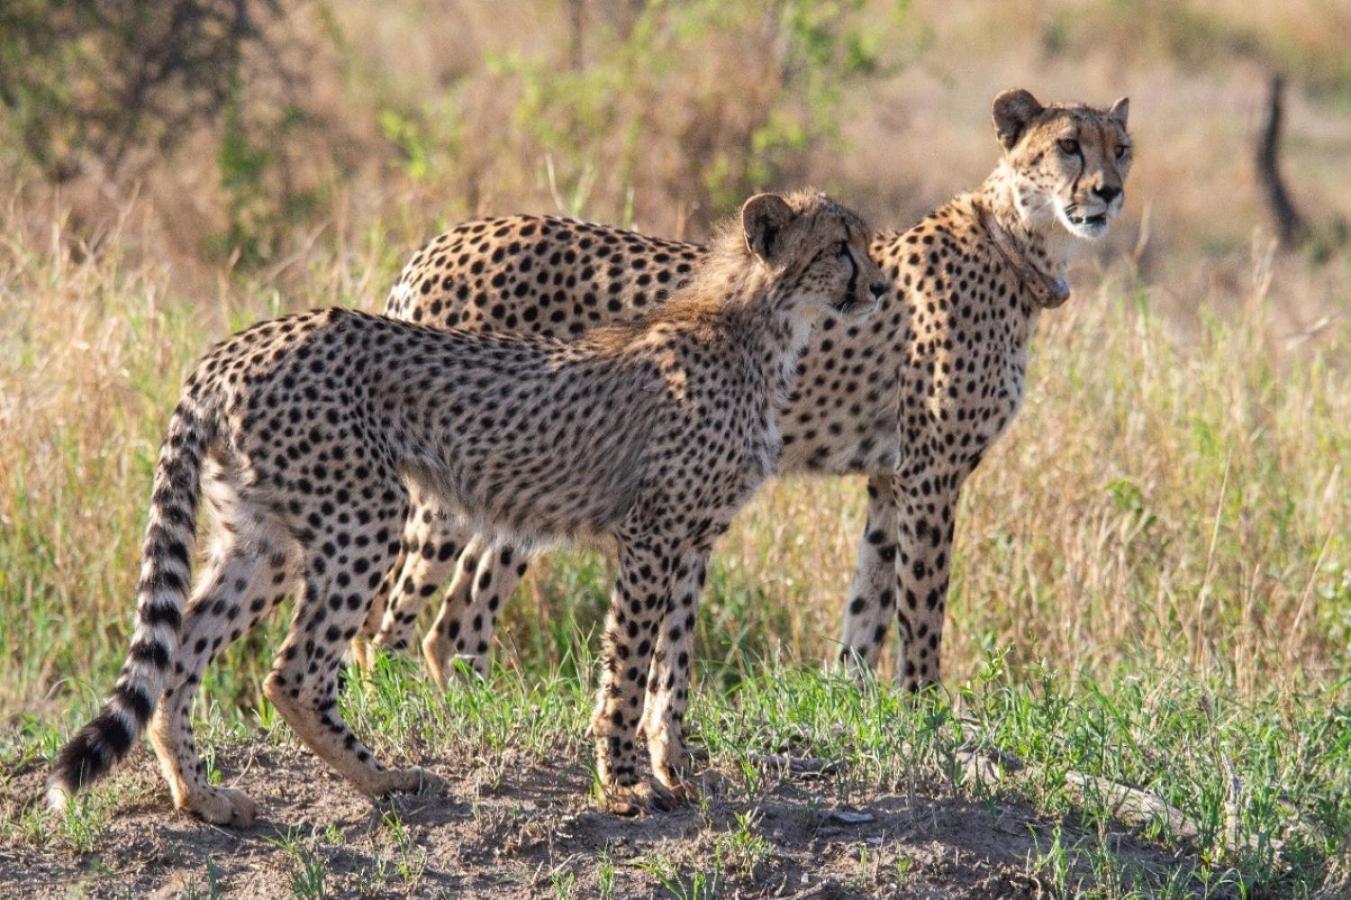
977, 162, 1079, 298
706, 288, 823, 423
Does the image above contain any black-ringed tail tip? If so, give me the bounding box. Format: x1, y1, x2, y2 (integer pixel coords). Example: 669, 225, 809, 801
47, 703, 148, 812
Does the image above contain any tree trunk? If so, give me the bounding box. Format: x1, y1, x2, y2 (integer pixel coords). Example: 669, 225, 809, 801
1256, 73, 1306, 248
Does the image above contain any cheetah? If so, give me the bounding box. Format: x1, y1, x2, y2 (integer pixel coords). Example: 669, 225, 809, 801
47, 191, 884, 824
361, 89, 1132, 751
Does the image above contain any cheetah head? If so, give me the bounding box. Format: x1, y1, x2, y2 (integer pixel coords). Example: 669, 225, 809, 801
740, 190, 886, 320
992, 89, 1133, 241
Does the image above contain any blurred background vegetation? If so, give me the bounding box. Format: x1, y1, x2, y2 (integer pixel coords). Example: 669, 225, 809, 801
0, 0, 1346, 718
2, 0, 1347, 287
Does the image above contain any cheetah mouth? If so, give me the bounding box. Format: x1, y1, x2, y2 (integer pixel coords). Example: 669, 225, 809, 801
834, 293, 877, 316
1068, 212, 1108, 228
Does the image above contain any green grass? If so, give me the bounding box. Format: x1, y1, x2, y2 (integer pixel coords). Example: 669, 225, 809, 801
0, 21, 1346, 891
0, 195, 1345, 897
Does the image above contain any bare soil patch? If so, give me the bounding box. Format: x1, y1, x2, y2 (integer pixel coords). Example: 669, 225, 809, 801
1, 738, 1192, 898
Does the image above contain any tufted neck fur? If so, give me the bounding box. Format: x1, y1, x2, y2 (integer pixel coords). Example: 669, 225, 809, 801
590, 227, 828, 405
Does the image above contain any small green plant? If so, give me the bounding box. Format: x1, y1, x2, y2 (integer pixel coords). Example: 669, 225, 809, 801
55, 794, 105, 854
380, 810, 428, 887
550, 868, 578, 899
287, 848, 327, 900
265, 827, 328, 900
377, 108, 435, 183
713, 810, 771, 878
1026, 824, 1072, 896
638, 850, 722, 900
596, 844, 617, 899
183, 856, 226, 900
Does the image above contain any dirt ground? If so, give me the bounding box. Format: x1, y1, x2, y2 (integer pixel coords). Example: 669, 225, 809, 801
0, 738, 1195, 898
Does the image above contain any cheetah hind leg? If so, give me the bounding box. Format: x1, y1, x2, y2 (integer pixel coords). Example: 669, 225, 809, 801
148, 499, 300, 826
265, 526, 446, 803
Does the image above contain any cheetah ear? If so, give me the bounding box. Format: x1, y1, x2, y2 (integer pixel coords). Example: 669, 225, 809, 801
1108, 96, 1130, 127
741, 193, 795, 262
992, 88, 1044, 151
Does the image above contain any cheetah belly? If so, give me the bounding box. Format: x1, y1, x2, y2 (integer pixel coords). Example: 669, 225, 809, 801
390, 353, 661, 545
406, 411, 655, 546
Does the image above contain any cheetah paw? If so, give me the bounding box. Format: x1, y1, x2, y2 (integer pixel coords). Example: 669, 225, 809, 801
375, 765, 446, 797
184, 786, 258, 828
602, 778, 680, 816
661, 768, 723, 803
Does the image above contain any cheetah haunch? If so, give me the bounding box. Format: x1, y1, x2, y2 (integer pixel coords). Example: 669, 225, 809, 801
48, 191, 883, 824
362, 89, 1132, 710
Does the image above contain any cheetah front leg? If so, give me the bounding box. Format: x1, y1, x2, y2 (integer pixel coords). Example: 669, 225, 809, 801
592, 536, 683, 815
892, 463, 966, 691
837, 473, 900, 676
421, 539, 529, 686
366, 495, 473, 662
639, 550, 708, 799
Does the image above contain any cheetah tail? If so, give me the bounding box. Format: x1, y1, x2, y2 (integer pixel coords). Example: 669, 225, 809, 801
47, 397, 214, 810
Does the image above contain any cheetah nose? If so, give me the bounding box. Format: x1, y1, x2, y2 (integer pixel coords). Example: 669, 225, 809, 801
1093, 184, 1121, 204
869, 282, 887, 299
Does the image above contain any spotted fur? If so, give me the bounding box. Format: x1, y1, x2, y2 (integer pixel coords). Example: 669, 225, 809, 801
47, 191, 880, 823
361, 90, 1133, 748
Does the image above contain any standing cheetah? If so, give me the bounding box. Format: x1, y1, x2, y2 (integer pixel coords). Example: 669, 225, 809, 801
363, 90, 1132, 730
48, 191, 882, 823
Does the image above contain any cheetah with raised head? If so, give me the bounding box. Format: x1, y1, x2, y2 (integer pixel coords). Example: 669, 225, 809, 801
48, 191, 884, 823
362, 89, 1132, 766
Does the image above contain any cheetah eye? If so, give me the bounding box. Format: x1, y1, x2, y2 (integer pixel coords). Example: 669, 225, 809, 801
1114, 144, 1130, 160
1057, 138, 1080, 155
837, 243, 851, 259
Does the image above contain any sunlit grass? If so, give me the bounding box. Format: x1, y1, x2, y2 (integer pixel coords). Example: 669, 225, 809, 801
1, 214, 1345, 718
0, 2, 1347, 894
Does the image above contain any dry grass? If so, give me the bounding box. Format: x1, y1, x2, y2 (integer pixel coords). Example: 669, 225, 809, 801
0, 0, 1346, 716
592, 254, 1349, 696
9, 2, 1349, 305
0, 204, 1344, 719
